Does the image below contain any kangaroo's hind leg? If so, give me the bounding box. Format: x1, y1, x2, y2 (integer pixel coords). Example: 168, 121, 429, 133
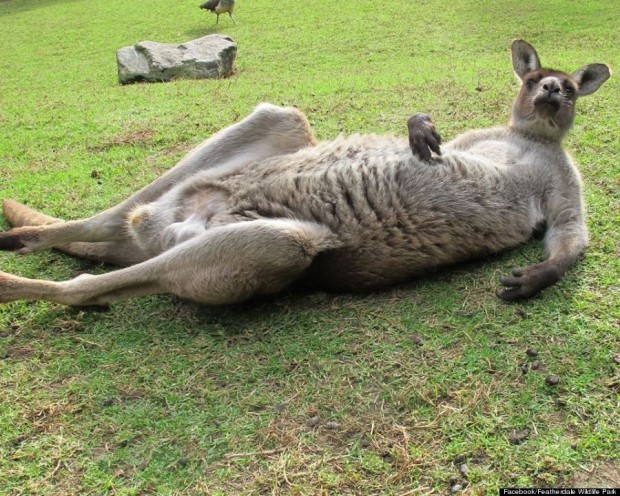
0, 219, 338, 307
0, 104, 317, 259
2, 199, 145, 266
97, 103, 317, 219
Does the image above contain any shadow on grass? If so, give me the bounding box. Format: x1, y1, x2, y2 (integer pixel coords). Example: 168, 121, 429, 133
183, 24, 235, 39
16, 237, 581, 347
147, 243, 578, 340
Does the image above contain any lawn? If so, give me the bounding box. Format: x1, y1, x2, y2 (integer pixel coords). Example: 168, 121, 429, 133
0, 0, 619, 494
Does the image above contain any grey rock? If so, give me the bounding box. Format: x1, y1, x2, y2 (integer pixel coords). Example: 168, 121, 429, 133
116, 35, 236, 84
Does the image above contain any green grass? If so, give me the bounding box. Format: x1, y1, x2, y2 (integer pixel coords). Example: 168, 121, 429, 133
1, 0, 619, 493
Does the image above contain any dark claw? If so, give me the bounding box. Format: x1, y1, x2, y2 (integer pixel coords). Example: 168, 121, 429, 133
497, 288, 523, 301
410, 134, 431, 162
500, 276, 522, 288
426, 125, 442, 155
498, 267, 529, 300
428, 133, 442, 156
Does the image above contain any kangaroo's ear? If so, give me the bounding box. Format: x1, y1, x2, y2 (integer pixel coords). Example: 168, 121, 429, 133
511, 40, 541, 80
572, 64, 611, 96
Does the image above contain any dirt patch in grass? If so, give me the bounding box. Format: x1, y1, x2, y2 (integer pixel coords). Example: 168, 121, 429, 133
5, 344, 39, 360
26, 399, 84, 434
565, 460, 620, 486
88, 129, 156, 152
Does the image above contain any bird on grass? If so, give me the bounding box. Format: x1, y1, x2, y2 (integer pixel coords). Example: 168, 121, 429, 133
200, 0, 236, 25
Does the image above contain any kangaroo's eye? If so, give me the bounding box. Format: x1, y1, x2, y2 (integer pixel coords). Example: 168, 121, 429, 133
564, 86, 575, 97
526, 79, 537, 89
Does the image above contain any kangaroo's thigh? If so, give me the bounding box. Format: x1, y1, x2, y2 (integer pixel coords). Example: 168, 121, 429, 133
93, 103, 318, 222
0, 104, 317, 258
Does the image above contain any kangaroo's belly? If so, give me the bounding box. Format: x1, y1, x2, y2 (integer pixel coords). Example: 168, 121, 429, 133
129, 134, 539, 274
221, 144, 536, 290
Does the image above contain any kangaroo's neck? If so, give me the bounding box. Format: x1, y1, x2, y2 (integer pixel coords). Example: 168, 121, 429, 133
508, 114, 568, 145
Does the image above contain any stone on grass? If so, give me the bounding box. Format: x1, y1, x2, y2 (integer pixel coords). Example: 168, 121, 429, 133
545, 374, 561, 386
305, 416, 320, 428
116, 34, 236, 85
509, 428, 530, 445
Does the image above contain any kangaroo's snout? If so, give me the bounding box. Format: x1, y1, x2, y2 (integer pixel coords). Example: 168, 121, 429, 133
534, 77, 563, 114
541, 78, 561, 94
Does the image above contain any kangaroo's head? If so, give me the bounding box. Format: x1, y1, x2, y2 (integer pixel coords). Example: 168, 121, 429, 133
510, 40, 610, 142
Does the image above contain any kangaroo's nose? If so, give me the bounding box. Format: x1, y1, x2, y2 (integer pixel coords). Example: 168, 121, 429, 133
541, 78, 561, 94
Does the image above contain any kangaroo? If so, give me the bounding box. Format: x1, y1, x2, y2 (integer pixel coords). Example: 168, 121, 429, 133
0, 40, 610, 307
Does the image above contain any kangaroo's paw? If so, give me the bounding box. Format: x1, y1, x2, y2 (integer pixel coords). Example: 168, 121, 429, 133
407, 113, 442, 162
497, 263, 562, 301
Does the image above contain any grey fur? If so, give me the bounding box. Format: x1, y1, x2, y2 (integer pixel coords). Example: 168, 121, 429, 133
0, 40, 610, 306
